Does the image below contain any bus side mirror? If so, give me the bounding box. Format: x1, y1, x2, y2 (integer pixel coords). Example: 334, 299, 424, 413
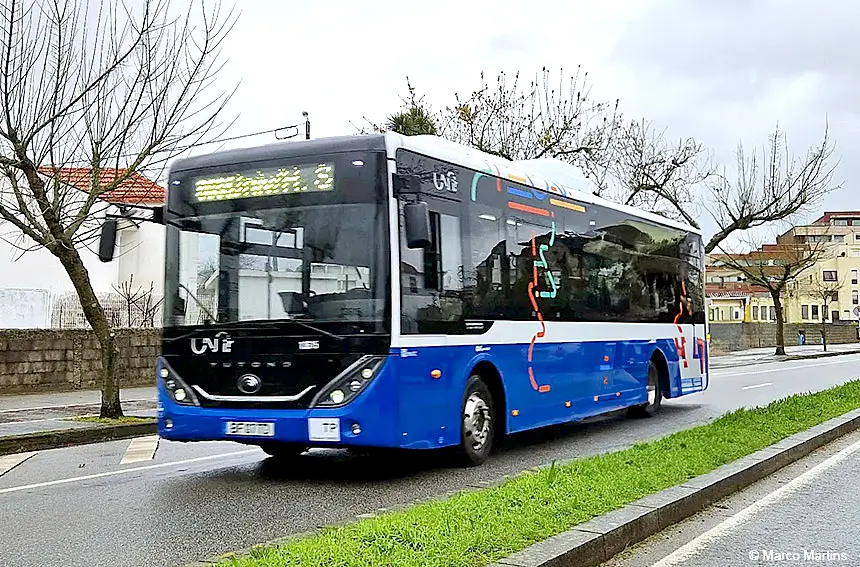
98, 219, 118, 262
404, 201, 431, 249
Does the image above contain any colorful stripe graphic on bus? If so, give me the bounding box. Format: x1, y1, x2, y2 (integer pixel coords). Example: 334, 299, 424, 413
471, 164, 588, 395
526, 223, 558, 394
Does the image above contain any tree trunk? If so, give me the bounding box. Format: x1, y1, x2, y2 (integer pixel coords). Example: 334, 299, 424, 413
771, 290, 786, 356
56, 244, 123, 418
821, 312, 828, 352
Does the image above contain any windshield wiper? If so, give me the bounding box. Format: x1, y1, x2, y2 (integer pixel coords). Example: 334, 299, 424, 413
163, 317, 346, 342
285, 318, 345, 341
178, 283, 217, 323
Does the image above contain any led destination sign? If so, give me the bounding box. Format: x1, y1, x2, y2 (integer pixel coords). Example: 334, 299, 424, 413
192, 162, 335, 202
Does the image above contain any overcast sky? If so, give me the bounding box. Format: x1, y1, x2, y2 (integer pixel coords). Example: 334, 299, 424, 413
201, 0, 856, 245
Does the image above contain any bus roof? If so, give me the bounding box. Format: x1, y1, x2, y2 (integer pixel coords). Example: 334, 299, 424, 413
166, 132, 700, 236
386, 132, 702, 236
168, 135, 387, 174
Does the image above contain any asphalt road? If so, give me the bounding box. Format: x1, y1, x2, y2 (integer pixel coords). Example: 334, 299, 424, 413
604, 421, 860, 566
1, 354, 859, 567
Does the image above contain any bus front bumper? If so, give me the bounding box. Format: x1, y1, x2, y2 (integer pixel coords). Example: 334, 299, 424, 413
158, 396, 397, 448
157, 380, 399, 449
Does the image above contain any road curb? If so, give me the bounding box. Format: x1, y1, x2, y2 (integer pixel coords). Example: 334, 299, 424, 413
785, 349, 860, 361
0, 421, 157, 456
486, 407, 860, 567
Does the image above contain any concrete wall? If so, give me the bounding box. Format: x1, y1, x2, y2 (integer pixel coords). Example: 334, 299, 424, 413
0, 329, 159, 394
709, 322, 860, 354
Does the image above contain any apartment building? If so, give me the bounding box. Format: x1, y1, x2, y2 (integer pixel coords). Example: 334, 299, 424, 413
706, 211, 860, 324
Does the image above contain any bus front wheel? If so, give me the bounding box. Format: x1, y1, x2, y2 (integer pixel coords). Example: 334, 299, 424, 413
628, 360, 663, 418
457, 375, 496, 466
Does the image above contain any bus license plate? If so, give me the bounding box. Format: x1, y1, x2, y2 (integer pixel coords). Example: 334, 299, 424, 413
225, 421, 275, 437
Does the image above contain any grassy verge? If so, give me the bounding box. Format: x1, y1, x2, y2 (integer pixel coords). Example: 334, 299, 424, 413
225, 380, 860, 567
66, 415, 154, 425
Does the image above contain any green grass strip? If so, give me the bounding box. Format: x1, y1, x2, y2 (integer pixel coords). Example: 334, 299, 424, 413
67, 415, 153, 425
225, 380, 860, 567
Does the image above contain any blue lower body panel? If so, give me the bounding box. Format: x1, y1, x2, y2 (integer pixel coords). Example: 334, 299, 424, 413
158, 334, 709, 451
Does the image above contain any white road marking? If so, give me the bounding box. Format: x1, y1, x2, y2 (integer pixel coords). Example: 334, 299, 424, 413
120, 435, 160, 464
0, 452, 37, 477
711, 356, 860, 378
741, 382, 773, 391
649, 436, 860, 566
0, 449, 258, 496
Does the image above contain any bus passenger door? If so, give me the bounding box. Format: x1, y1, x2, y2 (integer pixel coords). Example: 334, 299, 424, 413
397, 197, 464, 447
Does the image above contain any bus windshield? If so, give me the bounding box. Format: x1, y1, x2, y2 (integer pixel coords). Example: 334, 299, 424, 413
163, 152, 389, 332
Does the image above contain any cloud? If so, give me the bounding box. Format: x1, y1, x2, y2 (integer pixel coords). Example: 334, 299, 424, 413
196, 0, 853, 245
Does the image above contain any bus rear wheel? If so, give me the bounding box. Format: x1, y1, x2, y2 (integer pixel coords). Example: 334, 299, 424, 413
259, 442, 307, 460
456, 375, 496, 466
628, 360, 663, 418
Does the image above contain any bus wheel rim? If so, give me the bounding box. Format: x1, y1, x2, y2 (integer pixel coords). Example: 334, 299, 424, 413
464, 392, 491, 451
647, 367, 657, 405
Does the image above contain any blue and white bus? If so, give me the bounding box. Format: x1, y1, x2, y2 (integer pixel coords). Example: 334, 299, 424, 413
145, 133, 708, 466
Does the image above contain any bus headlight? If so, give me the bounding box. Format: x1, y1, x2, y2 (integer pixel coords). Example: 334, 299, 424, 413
310, 355, 386, 408
158, 360, 200, 406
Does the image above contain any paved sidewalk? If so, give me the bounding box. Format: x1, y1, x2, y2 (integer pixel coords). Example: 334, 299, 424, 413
0, 386, 156, 438
709, 343, 860, 369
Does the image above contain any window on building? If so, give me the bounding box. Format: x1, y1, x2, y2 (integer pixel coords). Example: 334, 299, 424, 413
855, 233, 860, 241
802, 304, 809, 320
852, 269, 858, 285
734, 310, 740, 320
854, 291, 859, 306
812, 305, 819, 320
833, 310, 840, 322
752, 305, 759, 320
852, 250, 860, 258
769, 306, 776, 321
834, 219, 849, 226
823, 270, 838, 282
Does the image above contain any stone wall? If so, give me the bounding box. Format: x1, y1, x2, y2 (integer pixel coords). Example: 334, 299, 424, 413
0, 329, 159, 394
709, 322, 860, 354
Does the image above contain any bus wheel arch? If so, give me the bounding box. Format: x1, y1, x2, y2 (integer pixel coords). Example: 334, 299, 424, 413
456, 361, 504, 466
628, 349, 668, 418
650, 349, 672, 399
470, 361, 506, 434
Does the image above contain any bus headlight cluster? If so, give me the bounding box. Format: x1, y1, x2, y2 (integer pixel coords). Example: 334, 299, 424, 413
158, 361, 200, 406
310, 355, 386, 408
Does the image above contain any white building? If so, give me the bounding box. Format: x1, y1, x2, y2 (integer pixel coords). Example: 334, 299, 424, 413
0, 168, 165, 328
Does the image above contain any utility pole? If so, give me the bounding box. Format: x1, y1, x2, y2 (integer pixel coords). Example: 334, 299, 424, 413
303, 111, 310, 140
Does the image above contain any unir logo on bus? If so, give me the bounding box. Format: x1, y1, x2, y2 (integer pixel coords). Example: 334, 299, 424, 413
190, 331, 234, 355
432, 171, 459, 194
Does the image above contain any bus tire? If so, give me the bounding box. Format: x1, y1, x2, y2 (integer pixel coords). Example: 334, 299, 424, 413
628, 360, 663, 418
259, 442, 307, 460
456, 375, 496, 466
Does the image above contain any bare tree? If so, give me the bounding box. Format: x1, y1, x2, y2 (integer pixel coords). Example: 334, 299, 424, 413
0, 0, 237, 417
714, 236, 827, 355
369, 74, 839, 259
113, 274, 163, 328
439, 67, 619, 165
605, 119, 713, 226
368, 68, 620, 173
705, 124, 840, 254
802, 268, 845, 351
